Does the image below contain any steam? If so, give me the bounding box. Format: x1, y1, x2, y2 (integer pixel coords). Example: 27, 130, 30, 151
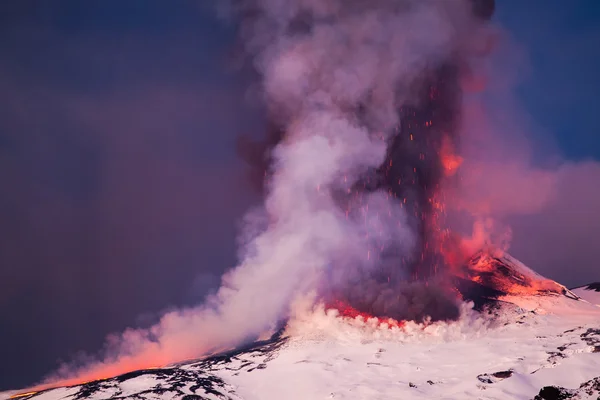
233, 0, 496, 321
39, 0, 491, 387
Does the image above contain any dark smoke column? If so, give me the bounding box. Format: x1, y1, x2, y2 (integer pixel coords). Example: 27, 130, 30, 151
359, 0, 496, 296
237, 0, 496, 322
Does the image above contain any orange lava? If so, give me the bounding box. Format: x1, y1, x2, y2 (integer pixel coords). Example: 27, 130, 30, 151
440, 136, 463, 177
328, 300, 406, 329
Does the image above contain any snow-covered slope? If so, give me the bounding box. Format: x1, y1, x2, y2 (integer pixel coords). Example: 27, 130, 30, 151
572, 283, 600, 307
2, 257, 599, 400
4, 296, 599, 400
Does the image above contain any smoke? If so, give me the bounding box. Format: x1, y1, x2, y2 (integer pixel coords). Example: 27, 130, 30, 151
286, 297, 491, 344
34, 0, 496, 388
234, 0, 496, 321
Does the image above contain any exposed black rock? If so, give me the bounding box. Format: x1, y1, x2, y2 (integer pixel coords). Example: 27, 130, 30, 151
580, 328, 600, 346
534, 378, 600, 400
534, 386, 574, 400
571, 282, 600, 292
586, 283, 600, 291
477, 369, 513, 384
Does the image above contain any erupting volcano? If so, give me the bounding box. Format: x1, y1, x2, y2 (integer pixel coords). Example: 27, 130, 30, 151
4, 1, 599, 399
237, 0, 528, 323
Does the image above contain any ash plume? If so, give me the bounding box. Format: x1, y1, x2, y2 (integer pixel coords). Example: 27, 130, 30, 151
235, 0, 496, 322
39, 0, 496, 388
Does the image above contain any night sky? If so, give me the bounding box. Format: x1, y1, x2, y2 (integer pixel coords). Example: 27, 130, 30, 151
1, 0, 599, 391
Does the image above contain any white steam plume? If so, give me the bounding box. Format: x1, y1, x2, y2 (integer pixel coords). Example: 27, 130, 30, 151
41, 0, 485, 387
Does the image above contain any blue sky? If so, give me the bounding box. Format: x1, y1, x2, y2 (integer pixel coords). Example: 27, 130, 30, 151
496, 0, 600, 160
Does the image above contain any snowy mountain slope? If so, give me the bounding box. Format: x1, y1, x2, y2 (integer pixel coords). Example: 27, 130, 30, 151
572, 283, 600, 307
4, 296, 599, 400
2, 255, 599, 400
3, 368, 242, 400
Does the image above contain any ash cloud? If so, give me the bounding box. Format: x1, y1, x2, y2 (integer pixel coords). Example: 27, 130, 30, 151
233, 0, 495, 321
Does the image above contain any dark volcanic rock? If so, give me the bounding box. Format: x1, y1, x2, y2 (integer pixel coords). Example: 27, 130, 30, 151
69, 368, 233, 400
534, 386, 574, 400
580, 328, 600, 346
583, 283, 600, 292
492, 370, 513, 379
477, 369, 513, 384
534, 377, 600, 400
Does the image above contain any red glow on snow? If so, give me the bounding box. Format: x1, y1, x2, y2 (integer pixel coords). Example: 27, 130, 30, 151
13, 362, 164, 397
327, 300, 406, 329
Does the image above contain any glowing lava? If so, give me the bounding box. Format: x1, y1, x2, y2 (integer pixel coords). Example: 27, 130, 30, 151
327, 300, 406, 329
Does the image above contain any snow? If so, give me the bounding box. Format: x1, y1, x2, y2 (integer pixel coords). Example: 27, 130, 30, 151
218, 296, 600, 400
2, 286, 599, 400
572, 284, 600, 307
114, 375, 161, 398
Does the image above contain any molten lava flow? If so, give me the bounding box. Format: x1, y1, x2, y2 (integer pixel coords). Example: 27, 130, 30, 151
327, 300, 406, 329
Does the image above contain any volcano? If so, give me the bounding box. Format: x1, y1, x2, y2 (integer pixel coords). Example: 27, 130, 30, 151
3, 253, 599, 400
452, 250, 580, 308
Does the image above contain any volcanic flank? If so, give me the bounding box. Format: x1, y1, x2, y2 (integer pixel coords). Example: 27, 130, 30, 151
5, 255, 598, 400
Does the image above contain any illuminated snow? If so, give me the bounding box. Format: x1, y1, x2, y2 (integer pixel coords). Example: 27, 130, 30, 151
3, 293, 599, 400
